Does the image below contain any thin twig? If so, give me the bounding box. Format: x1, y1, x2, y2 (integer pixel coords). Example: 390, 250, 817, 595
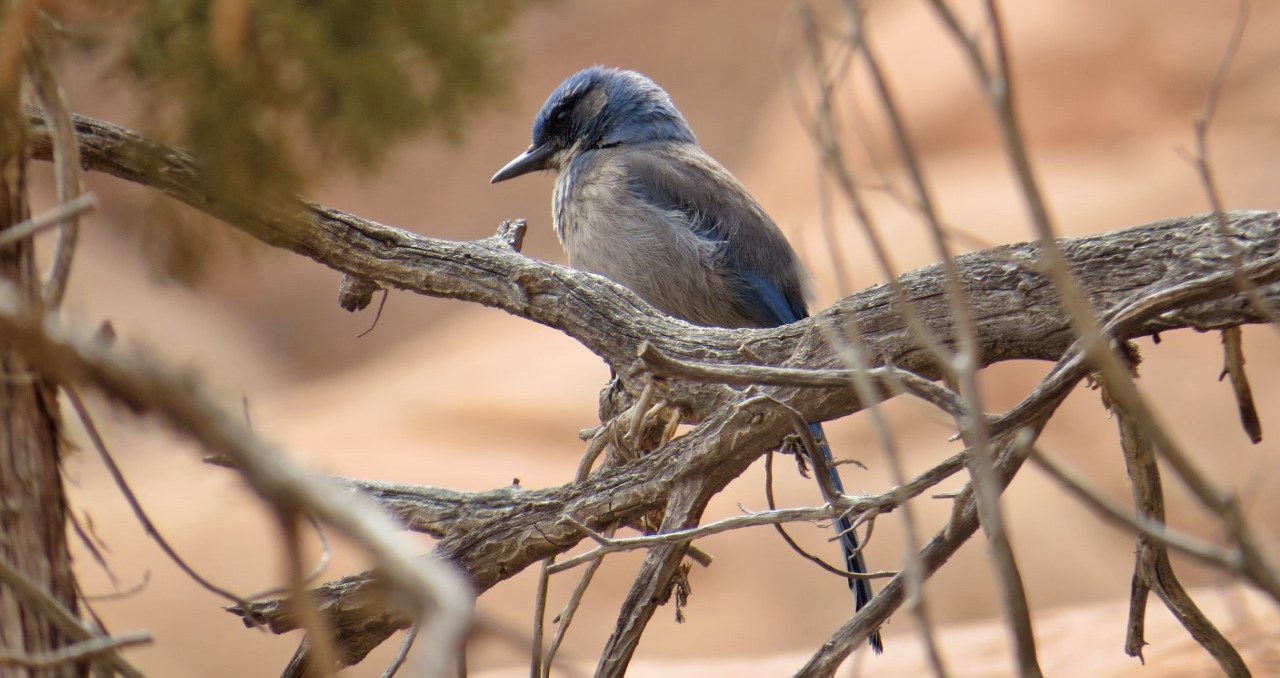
1189, 0, 1280, 329
1027, 447, 1242, 572
791, 1, 954, 368
797, 424, 1054, 676
0, 631, 151, 670
24, 33, 83, 308
247, 513, 332, 599
66, 387, 258, 611
380, 625, 418, 678
1109, 387, 1248, 674
541, 527, 614, 678
82, 571, 151, 603
357, 288, 390, 338
67, 505, 118, 587
0, 551, 146, 678
930, 10, 1280, 624
538, 442, 627, 678
0, 192, 95, 249
636, 341, 966, 418
529, 562, 549, 678
573, 424, 612, 483
0, 286, 475, 678
822, 315, 944, 670
1220, 327, 1262, 443
840, 2, 1039, 667
280, 510, 339, 676
764, 449, 857, 579
550, 511, 896, 577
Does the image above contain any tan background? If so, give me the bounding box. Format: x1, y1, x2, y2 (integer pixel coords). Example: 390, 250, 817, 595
31, 1, 1280, 675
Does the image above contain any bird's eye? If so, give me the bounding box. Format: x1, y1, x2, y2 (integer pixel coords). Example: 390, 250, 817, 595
555, 109, 570, 122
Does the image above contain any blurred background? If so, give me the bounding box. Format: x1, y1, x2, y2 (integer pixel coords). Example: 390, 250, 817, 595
28, 0, 1280, 675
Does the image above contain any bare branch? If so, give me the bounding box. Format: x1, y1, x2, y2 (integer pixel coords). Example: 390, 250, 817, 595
1220, 327, 1262, 443
764, 449, 857, 578
0, 192, 94, 249
1109, 388, 1248, 675
549, 507, 896, 575
924, 18, 1280, 657
67, 387, 257, 610
379, 625, 417, 678
278, 510, 340, 677
797, 424, 1055, 676
824, 313, 948, 673
636, 341, 966, 418
0, 285, 474, 678
540, 528, 612, 678
1027, 448, 1243, 573
0, 631, 151, 670
23, 34, 83, 308
24, 112, 1280, 421
0, 551, 145, 678
1189, 0, 1279, 328
21, 110, 1280, 672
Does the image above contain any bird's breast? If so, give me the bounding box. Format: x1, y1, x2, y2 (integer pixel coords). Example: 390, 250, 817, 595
545, 153, 766, 328
551, 169, 575, 245
552, 154, 621, 247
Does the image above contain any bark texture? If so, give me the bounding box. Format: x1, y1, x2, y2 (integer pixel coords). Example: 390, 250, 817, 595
0, 64, 74, 678
24, 111, 1280, 673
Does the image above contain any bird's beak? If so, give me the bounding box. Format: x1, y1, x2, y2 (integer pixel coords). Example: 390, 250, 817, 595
490, 142, 556, 184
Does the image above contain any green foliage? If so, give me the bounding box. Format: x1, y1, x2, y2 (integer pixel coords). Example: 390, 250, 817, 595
122, 0, 529, 200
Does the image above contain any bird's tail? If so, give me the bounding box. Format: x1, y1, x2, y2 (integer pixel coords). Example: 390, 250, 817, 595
810, 423, 883, 654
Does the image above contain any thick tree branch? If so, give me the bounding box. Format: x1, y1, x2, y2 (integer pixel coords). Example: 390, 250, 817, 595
22, 111, 1280, 671
24, 112, 1280, 420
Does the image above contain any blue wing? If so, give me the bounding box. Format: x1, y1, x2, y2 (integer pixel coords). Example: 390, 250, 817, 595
619, 143, 811, 329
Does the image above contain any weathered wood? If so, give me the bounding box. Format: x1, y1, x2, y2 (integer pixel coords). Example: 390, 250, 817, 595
0, 60, 74, 678
25, 111, 1280, 414
25, 111, 1280, 672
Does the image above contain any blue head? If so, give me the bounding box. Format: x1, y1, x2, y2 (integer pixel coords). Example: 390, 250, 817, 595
491, 66, 697, 183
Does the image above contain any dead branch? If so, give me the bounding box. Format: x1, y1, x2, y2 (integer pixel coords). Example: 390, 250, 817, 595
0, 285, 474, 678
0, 631, 151, 670
1108, 387, 1248, 675
549, 507, 892, 575
24, 113, 1280, 420
1222, 326, 1263, 444
23, 34, 83, 309
0, 550, 145, 678
67, 387, 257, 609
21, 111, 1280, 673
797, 425, 1051, 676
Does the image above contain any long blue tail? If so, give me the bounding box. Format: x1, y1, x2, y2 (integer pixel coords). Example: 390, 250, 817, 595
811, 423, 883, 653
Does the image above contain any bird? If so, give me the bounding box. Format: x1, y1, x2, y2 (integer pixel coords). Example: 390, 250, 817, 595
491, 66, 882, 653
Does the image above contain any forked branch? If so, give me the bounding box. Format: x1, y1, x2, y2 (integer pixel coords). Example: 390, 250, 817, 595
20, 112, 1280, 674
